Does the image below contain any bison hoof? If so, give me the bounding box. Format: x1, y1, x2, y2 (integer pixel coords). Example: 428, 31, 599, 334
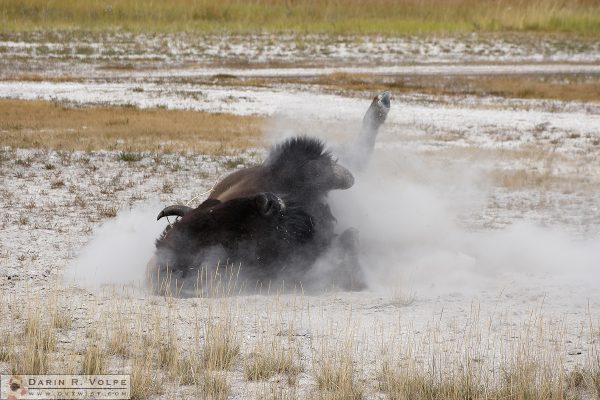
378, 91, 390, 109
255, 193, 285, 217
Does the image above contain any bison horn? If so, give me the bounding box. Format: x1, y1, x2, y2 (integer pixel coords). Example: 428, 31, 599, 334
157, 205, 194, 221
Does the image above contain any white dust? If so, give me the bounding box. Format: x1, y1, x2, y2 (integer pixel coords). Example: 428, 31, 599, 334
64, 201, 167, 289
67, 103, 600, 297
266, 110, 600, 297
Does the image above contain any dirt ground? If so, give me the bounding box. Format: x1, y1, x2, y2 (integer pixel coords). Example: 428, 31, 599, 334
1, 33, 599, 399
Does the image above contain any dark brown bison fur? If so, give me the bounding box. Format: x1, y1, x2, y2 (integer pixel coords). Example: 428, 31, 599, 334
151, 136, 361, 295
149, 92, 390, 296
208, 136, 353, 203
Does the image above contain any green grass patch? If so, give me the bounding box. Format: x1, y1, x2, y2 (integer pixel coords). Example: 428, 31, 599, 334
117, 151, 143, 162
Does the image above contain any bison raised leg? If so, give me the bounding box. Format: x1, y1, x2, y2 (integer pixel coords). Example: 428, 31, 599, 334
356, 91, 390, 163
340, 91, 391, 172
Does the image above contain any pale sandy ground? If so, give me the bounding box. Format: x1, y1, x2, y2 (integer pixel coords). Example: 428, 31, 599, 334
1, 33, 599, 398
1, 137, 599, 398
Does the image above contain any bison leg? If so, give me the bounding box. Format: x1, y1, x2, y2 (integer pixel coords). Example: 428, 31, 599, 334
358, 91, 390, 153
334, 228, 367, 291
350, 91, 391, 171
306, 227, 366, 291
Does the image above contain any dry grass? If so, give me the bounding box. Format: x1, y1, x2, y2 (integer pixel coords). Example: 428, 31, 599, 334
81, 335, 106, 375
255, 384, 298, 400
488, 166, 600, 192
0, 289, 241, 398
97, 205, 118, 219
50, 309, 72, 330
314, 341, 363, 400
0, 335, 11, 361
130, 349, 162, 400
200, 373, 230, 400
178, 355, 203, 385
1, 284, 598, 400
461, 75, 600, 103
375, 309, 600, 400
50, 179, 65, 189
0, 73, 83, 82
491, 168, 559, 190
157, 335, 179, 371
379, 363, 481, 400
202, 320, 240, 370
107, 321, 131, 358
1, 0, 599, 34
237, 72, 600, 103
170, 72, 600, 103
12, 306, 57, 374
245, 343, 301, 382
378, 360, 577, 399
0, 99, 265, 154
117, 151, 143, 162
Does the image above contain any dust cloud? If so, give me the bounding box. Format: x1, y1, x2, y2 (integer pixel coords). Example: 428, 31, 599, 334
266, 108, 600, 296
67, 101, 599, 296
329, 155, 600, 295
64, 201, 167, 289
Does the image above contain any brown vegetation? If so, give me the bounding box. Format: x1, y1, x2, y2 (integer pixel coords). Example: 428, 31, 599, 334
0, 284, 599, 399
314, 340, 363, 400
0, 99, 265, 154
215, 72, 600, 103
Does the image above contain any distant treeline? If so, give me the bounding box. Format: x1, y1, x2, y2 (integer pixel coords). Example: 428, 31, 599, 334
1, 0, 599, 34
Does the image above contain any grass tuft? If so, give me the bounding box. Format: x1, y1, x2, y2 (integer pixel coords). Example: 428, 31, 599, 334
97, 205, 118, 219
118, 151, 143, 162
202, 320, 240, 370
50, 179, 65, 189
200, 373, 230, 400
51, 310, 72, 330
13, 308, 57, 374
0, 337, 12, 363
244, 346, 300, 382
81, 338, 106, 375
314, 342, 362, 400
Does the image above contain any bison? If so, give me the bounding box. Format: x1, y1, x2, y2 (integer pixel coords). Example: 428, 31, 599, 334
148, 92, 390, 296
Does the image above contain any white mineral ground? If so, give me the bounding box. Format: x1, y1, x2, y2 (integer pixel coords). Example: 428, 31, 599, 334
0, 33, 599, 399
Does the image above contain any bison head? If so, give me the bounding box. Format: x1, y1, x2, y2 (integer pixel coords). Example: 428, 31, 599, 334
151, 192, 315, 292
265, 136, 354, 197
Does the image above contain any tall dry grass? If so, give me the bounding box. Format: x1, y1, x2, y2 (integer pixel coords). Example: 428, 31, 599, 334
0, 283, 598, 399
313, 328, 364, 400
0, 0, 599, 34
377, 304, 600, 400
